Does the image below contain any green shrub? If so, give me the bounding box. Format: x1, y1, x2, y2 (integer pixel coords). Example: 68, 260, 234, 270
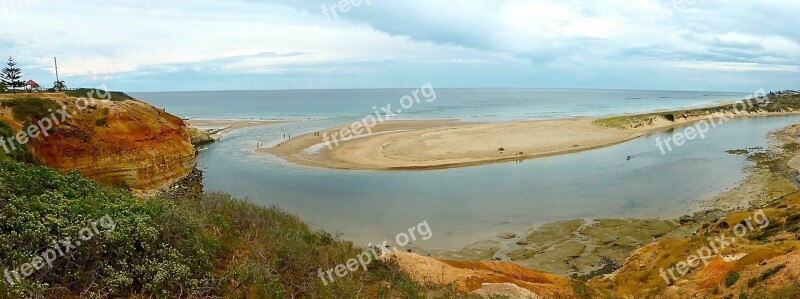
0, 158, 449, 298
0, 159, 217, 297
0, 120, 38, 164
758, 264, 786, 281
64, 89, 135, 102
594, 94, 800, 129
0, 97, 61, 122
726, 271, 741, 287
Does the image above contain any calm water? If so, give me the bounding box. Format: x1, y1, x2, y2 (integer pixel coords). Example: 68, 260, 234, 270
133, 89, 745, 121
131, 89, 799, 249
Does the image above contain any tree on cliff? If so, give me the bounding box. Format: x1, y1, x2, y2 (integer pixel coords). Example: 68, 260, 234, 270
1, 57, 22, 91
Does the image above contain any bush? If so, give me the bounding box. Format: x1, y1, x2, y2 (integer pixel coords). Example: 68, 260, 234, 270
758, 264, 786, 281
0, 120, 38, 164
726, 271, 741, 287
0, 158, 447, 298
0, 97, 61, 122
0, 159, 217, 297
63, 89, 135, 102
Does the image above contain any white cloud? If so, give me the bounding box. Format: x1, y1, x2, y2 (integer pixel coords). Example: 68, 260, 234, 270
0, 0, 797, 91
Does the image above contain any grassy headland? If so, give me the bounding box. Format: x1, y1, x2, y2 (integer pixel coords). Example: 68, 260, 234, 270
0, 91, 462, 298
0, 157, 462, 298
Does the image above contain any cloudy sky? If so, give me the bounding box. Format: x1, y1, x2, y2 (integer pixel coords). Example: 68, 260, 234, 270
1, 0, 798, 92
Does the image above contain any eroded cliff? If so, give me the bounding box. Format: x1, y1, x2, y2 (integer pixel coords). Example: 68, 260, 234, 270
0, 91, 195, 190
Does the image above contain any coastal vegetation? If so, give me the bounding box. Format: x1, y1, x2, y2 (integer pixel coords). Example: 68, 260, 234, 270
0, 58, 22, 92
593, 93, 800, 129
0, 91, 460, 297
63, 89, 136, 102
0, 91, 196, 190
0, 157, 458, 298
5, 90, 800, 297
0, 96, 61, 122
0, 121, 37, 164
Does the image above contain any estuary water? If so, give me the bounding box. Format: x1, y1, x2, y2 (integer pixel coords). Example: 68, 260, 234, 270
132, 89, 799, 249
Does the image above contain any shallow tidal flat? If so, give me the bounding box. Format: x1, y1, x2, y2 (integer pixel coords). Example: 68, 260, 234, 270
413, 214, 719, 277
412, 122, 800, 278
201, 115, 800, 253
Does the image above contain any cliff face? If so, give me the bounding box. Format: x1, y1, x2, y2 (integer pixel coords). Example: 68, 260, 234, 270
0, 92, 195, 190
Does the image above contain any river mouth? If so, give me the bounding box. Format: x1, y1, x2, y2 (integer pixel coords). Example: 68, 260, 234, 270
196, 115, 800, 250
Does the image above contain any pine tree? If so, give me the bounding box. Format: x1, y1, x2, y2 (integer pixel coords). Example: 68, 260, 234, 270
1, 57, 22, 91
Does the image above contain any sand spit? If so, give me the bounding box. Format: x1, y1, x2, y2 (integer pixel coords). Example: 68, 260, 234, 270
264, 109, 800, 170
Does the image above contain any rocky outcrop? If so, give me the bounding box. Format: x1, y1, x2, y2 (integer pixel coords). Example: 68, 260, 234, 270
188, 126, 216, 147
384, 251, 588, 298
0, 92, 195, 190
393, 122, 800, 298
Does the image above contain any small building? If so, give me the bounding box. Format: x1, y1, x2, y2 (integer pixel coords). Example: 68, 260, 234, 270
24, 80, 41, 92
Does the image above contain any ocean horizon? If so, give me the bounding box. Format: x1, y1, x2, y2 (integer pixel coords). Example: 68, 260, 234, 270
132, 88, 749, 122
128, 88, 800, 249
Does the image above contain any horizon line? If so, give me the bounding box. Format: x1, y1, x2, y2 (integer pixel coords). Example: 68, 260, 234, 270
127, 86, 756, 94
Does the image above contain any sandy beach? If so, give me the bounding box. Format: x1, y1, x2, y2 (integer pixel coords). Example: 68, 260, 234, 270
259, 119, 464, 168
261, 108, 800, 170
187, 119, 286, 133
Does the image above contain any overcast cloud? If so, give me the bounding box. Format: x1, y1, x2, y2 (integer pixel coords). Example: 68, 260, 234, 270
0, 0, 797, 91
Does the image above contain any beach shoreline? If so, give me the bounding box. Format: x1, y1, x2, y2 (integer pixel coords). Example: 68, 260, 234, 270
187, 119, 287, 139
261, 109, 800, 170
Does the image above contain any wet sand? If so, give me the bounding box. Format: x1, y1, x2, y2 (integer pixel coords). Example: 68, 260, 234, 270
405, 122, 800, 277
258, 119, 465, 168
187, 119, 287, 141
188, 119, 285, 133
263, 110, 799, 170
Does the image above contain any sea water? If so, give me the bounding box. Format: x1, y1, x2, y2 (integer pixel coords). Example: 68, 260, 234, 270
132, 89, 799, 249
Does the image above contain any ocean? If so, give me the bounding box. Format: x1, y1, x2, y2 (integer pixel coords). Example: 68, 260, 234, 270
132, 88, 746, 121
130, 89, 798, 249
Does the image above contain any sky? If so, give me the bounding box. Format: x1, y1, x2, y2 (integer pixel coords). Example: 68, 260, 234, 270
0, 0, 798, 92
